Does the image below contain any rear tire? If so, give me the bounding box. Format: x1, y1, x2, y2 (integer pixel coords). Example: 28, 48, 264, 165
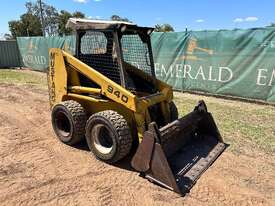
51, 100, 86, 145
169, 101, 178, 122
85, 110, 132, 163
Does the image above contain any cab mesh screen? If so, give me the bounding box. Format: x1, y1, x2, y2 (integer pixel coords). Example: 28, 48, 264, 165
78, 31, 121, 84
121, 34, 153, 76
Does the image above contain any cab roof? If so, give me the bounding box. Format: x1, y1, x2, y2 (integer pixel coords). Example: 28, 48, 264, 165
66, 18, 154, 31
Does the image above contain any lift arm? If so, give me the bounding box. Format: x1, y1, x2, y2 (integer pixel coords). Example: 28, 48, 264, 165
48, 48, 137, 111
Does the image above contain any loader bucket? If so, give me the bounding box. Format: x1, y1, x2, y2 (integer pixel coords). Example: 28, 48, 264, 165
131, 100, 226, 195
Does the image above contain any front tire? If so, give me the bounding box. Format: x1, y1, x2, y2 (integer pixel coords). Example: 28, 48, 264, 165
51, 100, 86, 145
85, 110, 132, 163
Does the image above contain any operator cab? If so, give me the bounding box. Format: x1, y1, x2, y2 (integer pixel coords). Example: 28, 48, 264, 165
66, 18, 157, 95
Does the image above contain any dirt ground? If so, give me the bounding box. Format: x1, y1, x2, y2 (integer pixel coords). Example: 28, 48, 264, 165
0, 83, 274, 206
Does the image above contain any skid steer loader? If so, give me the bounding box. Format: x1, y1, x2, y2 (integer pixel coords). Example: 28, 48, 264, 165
48, 18, 226, 195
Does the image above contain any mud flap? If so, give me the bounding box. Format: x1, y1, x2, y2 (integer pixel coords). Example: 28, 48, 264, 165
131, 100, 226, 195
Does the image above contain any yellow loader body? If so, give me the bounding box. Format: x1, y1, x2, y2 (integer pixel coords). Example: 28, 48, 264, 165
48, 48, 173, 142
47, 18, 226, 195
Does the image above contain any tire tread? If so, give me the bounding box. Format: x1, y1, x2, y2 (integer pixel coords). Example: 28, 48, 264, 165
86, 110, 132, 163
55, 100, 86, 145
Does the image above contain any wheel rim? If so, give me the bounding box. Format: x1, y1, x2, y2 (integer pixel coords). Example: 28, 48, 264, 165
54, 111, 71, 138
92, 124, 113, 154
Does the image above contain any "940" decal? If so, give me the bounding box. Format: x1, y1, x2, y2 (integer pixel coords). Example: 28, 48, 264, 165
107, 85, 128, 103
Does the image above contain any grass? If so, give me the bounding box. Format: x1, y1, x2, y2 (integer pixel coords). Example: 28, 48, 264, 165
174, 93, 275, 154
0, 69, 47, 89
0, 68, 274, 155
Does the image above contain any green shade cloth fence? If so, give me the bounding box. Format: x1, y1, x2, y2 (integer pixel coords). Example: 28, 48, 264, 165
16, 28, 275, 102
0, 40, 21, 67
17, 36, 75, 71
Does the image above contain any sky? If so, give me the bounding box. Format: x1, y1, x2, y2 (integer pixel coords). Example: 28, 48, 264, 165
1, 0, 275, 36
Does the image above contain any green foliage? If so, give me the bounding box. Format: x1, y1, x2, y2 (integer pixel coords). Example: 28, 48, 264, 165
72, 11, 85, 18
58, 10, 85, 36
58, 10, 72, 36
8, 1, 86, 37
9, 0, 60, 37
155, 24, 174, 32
110, 15, 131, 23
266, 23, 275, 27
9, 13, 43, 37
8, 1, 136, 37
25, 1, 59, 36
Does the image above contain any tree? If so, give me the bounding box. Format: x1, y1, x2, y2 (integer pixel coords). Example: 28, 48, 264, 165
8, 21, 22, 38
58, 10, 85, 36
72, 11, 85, 18
266, 23, 275, 27
8, 0, 86, 37
58, 10, 72, 36
25, 1, 59, 36
154, 24, 174, 32
8, 13, 43, 37
111, 15, 131, 23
